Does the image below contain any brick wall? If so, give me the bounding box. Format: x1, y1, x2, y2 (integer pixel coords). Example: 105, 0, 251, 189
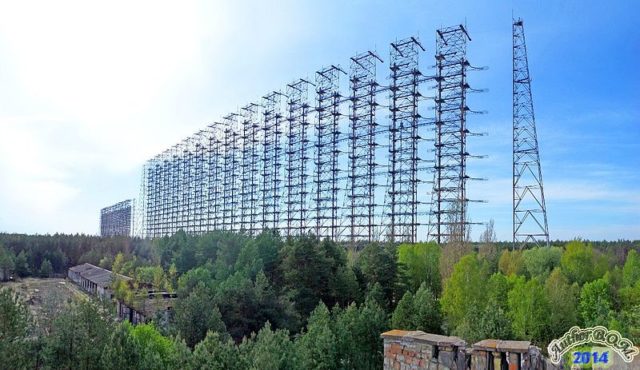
382, 330, 467, 369
382, 330, 640, 370
382, 330, 558, 370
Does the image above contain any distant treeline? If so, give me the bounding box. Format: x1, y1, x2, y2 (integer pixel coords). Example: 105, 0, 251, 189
490, 239, 638, 265
0, 233, 153, 279
0, 232, 637, 280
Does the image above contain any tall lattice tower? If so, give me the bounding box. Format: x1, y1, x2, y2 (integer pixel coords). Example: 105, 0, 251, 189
428, 25, 473, 245
513, 18, 549, 248
191, 132, 206, 234
206, 123, 224, 232
222, 113, 241, 232
387, 37, 424, 244
260, 92, 284, 232
240, 103, 260, 234
347, 51, 382, 247
285, 79, 311, 237
314, 66, 343, 240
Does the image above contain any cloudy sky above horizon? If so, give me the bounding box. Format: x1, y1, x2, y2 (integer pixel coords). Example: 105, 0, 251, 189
0, 1, 638, 241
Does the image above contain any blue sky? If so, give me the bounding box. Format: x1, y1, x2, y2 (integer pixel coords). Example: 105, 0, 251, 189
0, 1, 638, 241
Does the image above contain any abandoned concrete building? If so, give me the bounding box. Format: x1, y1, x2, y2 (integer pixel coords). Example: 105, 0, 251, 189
67, 263, 176, 324
116, 289, 177, 324
67, 263, 131, 299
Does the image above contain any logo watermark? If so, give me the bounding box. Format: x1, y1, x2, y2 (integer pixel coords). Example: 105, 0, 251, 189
547, 326, 638, 365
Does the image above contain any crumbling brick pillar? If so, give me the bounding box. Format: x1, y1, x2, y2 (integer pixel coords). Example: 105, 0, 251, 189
473, 339, 532, 370
381, 330, 467, 370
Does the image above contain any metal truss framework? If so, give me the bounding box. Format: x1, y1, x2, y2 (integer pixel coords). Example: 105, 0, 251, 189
136, 25, 486, 244
222, 114, 241, 232
513, 19, 549, 248
192, 132, 207, 234
314, 66, 344, 240
240, 103, 260, 234
428, 25, 478, 245
387, 37, 424, 244
260, 92, 284, 232
285, 79, 312, 237
347, 52, 382, 246
170, 145, 180, 235
180, 137, 194, 233
206, 124, 224, 232
100, 199, 133, 237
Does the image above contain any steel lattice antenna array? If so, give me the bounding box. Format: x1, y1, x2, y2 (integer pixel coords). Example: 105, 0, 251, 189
100, 199, 133, 237
285, 79, 312, 237
240, 103, 260, 234
222, 114, 241, 232
347, 52, 383, 247
206, 124, 223, 232
512, 18, 549, 248
314, 66, 344, 240
387, 37, 425, 244
134, 24, 483, 243
427, 25, 479, 245
260, 92, 284, 232
192, 132, 207, 234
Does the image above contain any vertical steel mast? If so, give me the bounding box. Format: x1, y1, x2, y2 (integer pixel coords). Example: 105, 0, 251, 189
314, 66, 344, 240
285, 79, 311, 237
159, 149, 171, 237
388, 37, 424, 244
513, 18, 549, 248
181, 138, 194, 234
192, 132, 206, 234
140, 159, 153, 238
240, 103, 260, 235
206, 123, 224, 232
347, 51, 382, 247
428, 25, 472, 245
222, 114, 240, 232
170, 144, 181, 235
260, 92, 284, 233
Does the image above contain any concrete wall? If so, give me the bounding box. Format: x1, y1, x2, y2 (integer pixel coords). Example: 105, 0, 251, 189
116, 294, 175, 325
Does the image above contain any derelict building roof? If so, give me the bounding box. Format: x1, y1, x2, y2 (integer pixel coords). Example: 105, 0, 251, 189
68, 263, 132, 288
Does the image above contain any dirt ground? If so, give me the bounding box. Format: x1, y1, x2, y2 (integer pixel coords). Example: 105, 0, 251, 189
0, 277, 89, 320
